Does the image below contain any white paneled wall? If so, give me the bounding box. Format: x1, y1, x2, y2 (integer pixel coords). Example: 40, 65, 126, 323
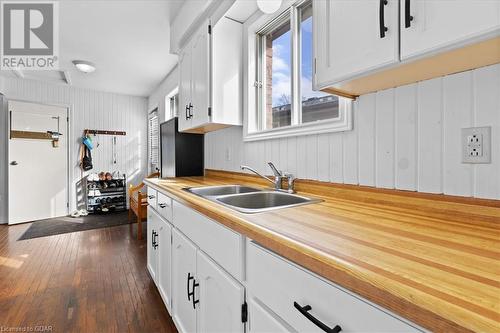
205, 64, 500, 199
0, 77, 148, 213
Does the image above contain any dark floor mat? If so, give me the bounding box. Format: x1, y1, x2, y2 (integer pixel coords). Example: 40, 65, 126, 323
18, 211, 131, 240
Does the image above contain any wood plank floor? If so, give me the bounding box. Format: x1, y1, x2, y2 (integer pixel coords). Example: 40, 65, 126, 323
0, 221, 177, 333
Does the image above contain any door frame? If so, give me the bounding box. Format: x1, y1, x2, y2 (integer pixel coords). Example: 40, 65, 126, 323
6, 99, 72, 224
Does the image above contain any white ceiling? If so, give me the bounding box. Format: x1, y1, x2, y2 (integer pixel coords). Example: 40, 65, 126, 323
1, 0, 183, 97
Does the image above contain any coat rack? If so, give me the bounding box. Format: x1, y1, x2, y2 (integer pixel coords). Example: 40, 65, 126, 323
84, 129, 126, 136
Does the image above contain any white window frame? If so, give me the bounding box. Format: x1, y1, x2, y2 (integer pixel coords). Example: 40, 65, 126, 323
243, 0, 352, 142
165, 87, 179, 121
148, 109, 160, 173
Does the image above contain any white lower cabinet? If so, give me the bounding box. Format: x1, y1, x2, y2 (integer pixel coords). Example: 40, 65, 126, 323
158, 217, 173, 311
197, 250, 245, 333
147, 208, 160, 283
172, 228, 245, 333
247, 241, 421, 333
172, 228, 198, 333
248, 297, 292, 333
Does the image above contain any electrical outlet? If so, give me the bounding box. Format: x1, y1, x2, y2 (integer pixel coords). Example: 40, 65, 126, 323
462, 127, 491, 164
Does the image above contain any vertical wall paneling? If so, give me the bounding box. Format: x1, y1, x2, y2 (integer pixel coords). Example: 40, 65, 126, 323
375, 89, 395, 189
1, 77, 148, 213
473, 64, 500, 199
357, 93, 376, 186
417, 77, 443, 193
296, 136, 308, 179
306, 135, 319, 180
329, 133, 343, 183
286, 136, 297, 177
203, 64, 500, 199
395, 84, 417, 191
342, 99, 359, 185
443, 71, 473, 197
317, 134, 330, 182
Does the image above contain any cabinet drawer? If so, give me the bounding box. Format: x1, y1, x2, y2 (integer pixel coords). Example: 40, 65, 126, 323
147, 187, 157, 210
247, 241, 421, 333
173, 201, 243, 280
157, 192, 172, 222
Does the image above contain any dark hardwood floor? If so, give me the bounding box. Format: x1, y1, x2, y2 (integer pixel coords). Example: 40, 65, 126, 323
0, 220, 177, 333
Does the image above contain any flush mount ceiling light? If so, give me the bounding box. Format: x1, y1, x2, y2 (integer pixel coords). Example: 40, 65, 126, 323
256, 0, 282, 14
72, 60, 96, 73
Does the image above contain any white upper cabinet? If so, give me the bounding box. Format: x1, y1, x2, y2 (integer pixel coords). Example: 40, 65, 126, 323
179, 44, 193, 132
178, 17, 243, 133
400, 0, 500, 60
313, 0, 399, 89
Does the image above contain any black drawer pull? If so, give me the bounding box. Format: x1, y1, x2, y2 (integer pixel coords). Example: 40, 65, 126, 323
185, 104, 189, 120
148, 195, 155, 199
158, 203, 167, 209
404, 0, 413, 28
294, 302, 341, 333
188, 103, 193, 119
187, 273, 194, 301
379, 0, 388, 38
191, 280, 199, 309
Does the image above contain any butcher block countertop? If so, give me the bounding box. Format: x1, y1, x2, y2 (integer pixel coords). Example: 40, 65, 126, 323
144, 170, 500, 333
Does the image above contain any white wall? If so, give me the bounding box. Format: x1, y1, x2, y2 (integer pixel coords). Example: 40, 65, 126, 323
205, 64, 500, 200
148, 66, 179, 121
0, 76, 148, 216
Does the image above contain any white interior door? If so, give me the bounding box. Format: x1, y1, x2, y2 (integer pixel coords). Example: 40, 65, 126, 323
8, 100, 68, 224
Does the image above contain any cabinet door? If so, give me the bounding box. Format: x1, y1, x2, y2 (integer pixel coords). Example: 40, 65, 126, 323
190, 22, 210, 129
196, 250, 245, 333
172, 229, 198, 333
147, 208, 159, 284
401, 0, 500, 60
179, 44, 192, 132
313, 0, 399, 89
248, 297, 292, 333
158, 218, 172, 312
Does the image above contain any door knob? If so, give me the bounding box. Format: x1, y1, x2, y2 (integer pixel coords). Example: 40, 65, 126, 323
10, 161, 18, 166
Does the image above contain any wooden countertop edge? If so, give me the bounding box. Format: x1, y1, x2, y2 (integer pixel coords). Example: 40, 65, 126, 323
144, 178, 480, 333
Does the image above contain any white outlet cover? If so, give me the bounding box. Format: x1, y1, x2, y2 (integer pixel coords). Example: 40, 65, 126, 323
462, 126, 491, 164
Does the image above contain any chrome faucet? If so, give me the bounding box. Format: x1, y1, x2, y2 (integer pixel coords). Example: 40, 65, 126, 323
241, 162, 296, 193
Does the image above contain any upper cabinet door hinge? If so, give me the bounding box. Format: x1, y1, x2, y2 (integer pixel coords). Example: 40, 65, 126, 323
208, 107, 212, 117
241, 302, 248, 323
208, 24, 212, 34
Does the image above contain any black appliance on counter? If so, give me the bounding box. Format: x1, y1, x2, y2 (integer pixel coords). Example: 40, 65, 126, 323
160, 117, 204, 177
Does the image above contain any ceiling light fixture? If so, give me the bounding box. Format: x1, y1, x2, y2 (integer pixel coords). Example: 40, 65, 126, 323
256, 0, 282, 14
72, 60, 96, 73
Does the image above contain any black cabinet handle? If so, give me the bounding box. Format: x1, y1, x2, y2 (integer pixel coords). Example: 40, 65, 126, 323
379, 0, 388, 38
404, 0, 413, 28
158, 203, 167, 209
153, 231, 158, 249
148, 195, 155, 199
294, 302, 342, 333
185, 104, 189, 120
187, 273, 194, 301
188, 103, 193, 119
191, 279, 199, 309
151, 230, 155, 248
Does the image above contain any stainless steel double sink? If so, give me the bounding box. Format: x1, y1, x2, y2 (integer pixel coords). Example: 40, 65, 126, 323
184, 185, 321, 214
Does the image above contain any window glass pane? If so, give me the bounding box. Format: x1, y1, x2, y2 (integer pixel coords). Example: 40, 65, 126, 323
300, 3, 339, 123
265, 19, 292, 129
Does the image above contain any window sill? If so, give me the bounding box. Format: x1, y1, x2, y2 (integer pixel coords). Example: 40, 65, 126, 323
243, 107, 352, 142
